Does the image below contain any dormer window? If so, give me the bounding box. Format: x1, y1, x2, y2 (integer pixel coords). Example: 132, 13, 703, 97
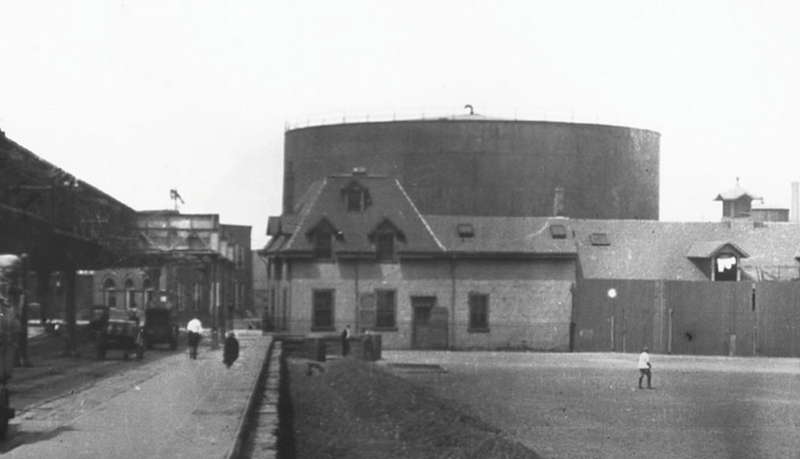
714, 255, 738, 281
687, 241, 748, 282
313, 232, 333, 259
342, 181, 371, 213
376, 232, 395, 260
307, 218, 341, 260
369, 218, 405, 262
549, 224, 567, 239
457, 223, 474, 239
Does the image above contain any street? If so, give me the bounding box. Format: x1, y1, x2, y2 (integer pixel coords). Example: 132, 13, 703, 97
0, 329, 270, 458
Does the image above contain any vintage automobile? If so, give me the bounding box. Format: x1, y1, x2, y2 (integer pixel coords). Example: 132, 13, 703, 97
142, 308, 179, 350
87, 305, 110, 340
96, 309, 144, 361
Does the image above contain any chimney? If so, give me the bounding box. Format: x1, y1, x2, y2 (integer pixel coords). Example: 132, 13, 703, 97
792, 182, 799, 222
553, 187, 565, 217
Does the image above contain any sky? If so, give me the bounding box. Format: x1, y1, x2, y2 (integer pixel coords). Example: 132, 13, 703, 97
2, 1, 800, 249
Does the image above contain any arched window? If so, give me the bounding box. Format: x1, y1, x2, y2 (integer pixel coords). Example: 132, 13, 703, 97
102, 278, 117, 308
124, 278, 137, 310
142, 277, 154, 308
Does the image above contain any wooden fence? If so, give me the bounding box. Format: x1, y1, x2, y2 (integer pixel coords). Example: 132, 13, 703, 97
574, 279, 800, 357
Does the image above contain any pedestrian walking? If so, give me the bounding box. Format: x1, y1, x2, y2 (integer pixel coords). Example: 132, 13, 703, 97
638, 346, 653, 389
223, 331, 240, 368
341, 325, 352, 357
187, 317, 202, 360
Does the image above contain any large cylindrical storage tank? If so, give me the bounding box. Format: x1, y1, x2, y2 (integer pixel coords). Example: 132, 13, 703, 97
283, 119, 660, 220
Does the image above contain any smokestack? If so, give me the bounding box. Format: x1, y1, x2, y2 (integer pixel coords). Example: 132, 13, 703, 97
554, 187, 565, 217
792, 182, 799, 222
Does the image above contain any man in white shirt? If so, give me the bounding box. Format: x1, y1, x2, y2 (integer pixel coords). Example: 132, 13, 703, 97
638, 347, 653, 389
187, 318, 202, 360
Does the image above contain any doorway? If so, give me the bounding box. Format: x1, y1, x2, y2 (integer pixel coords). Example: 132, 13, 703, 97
412, 296, 448, 349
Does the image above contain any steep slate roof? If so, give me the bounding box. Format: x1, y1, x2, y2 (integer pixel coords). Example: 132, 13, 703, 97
573, 220, 800, 280
686, 241, 749, 259
272, 174, 444, 257
424, 216, 577, 257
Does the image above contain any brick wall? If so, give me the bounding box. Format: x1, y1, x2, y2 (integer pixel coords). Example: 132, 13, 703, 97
286, 257, 575, 350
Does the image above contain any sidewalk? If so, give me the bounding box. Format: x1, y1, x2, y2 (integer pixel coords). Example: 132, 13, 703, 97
7, 330, 272, 459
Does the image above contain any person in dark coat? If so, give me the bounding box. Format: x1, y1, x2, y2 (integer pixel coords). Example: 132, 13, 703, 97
341, 325, 352, 357
223, 331, 240, 368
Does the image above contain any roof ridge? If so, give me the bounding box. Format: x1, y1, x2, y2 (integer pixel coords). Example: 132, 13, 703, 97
285, 178, 328, 249
394, 178, 445, 251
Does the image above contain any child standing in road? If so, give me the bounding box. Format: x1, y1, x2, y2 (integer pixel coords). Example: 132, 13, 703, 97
638, 347, 653, 389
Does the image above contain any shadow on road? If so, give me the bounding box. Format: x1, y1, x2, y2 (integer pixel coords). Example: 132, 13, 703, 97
0, 425, 76, 454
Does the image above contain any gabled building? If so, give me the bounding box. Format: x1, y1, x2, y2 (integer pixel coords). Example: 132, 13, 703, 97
261, 173, 800, 355
260, 170, 578, 350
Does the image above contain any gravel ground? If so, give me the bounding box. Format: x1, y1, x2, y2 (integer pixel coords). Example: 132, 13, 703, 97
288, 355, 542, 459
379, 351, 800, 459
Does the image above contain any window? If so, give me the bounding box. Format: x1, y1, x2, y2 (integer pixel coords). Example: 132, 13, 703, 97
313, 232, 333, 259
312, 290, 335, 330
376, 290, 396, 329
347, 188, 364, 212
376, 232, 395, 261
343, 182, 370, 212
103, 278, 117, 308
370, 219, 404, 261
714, 255, 738, 281
142, 278, 154, 308
193, 283, 200, 311
125, 278, 137, 310
469, 293, 489, 331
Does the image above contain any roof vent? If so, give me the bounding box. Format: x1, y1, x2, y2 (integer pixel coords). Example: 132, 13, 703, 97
549, 224, 567, 239
590, 233, 610, 246
457, 223, 474, 238
352, 167, 367, 176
